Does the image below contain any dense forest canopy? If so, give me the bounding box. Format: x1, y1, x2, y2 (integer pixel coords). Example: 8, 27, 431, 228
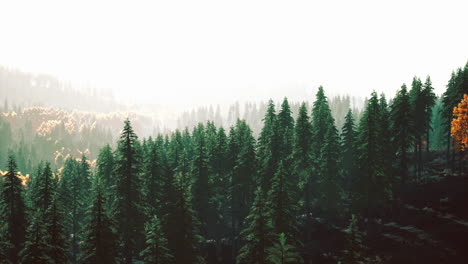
0, 62, 467, 263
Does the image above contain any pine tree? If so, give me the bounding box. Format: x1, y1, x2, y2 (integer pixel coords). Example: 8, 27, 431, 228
353, 92, 390, 214
96, 144, 115, 196
142, 138, 163, 217
113, 119, 145, 263
422, 76, 437, 152
277, 97, 294, 160
317, 124, 342, 215
409, 77, 425, 179
230, 120, 257, 238
191, 123, 211, 237
236, 187, 273, 264
267, 233, 303, 264
163, 176, 204, 264
33, 162, 54, 213
341, 110, 356, 194
81, 180, 117, 264
311, 86, 334, 158
19, 212, 51, 264
343, 215, 366, 263
390, 84, 413, 186
140, 216, 173, 264
293, 103, 313, 215
0, 156, 27, 263
268, 162, 300, 243
45, 195, 69, 264
257, 100, 280, 191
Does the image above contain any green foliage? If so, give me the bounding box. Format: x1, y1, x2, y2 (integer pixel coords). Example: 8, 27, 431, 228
343, 215, 366, 263
268, 162, 300, 243
267, 233, 303, 264
140, 216, 173, 264
0, 156, 27, 263
293, 103, 313, 214
81, 180, 117, 264
257, 100, 280, 191
341, 110, 356, 194
113, 119, 145, 263
237, 188, 273, 264
390, 84, 413, 185
353, 92, 391, 214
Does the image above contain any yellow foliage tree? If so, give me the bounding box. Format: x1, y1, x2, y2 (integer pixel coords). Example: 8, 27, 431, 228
451, 94, 468, 151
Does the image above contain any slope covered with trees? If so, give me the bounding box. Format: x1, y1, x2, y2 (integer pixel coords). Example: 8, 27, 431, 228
0, 62, 467, 263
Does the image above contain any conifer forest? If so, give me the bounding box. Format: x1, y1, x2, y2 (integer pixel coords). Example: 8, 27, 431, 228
0, 1, 467, 264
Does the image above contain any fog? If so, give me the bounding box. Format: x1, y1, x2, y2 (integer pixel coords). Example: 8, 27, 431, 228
0, 0, 467, 109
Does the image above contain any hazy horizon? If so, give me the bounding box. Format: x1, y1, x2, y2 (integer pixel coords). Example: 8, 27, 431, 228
1, 0, 467, 109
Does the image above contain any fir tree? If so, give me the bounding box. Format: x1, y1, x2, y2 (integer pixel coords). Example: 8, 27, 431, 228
343, 215, 366, 264
113, 119, 145, 263
19, 212, 50, 264
317, 124, 342, 215
353, 91, 390, 214
257, 100, 280, 191
81, 180, 117, 264
267, 233, 303, 264
236, 187, 273, 264
45, 195, 69, 264
293, 103, 313, 215
140, 216, 173, 264
142, 138, 163, 217
230, 120, 257, 237
341, 110, 356, 194
191, 123, 211, 237
422, 76, 437, 152
268, 162, 300, 243
277, 97, 294, 160
0, 156, 27, 263
96, 144, 115, 195
390, 84, 413, 186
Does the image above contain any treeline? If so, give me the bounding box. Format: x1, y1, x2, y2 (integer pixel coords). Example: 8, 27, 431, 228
175, 95, 364, 136
0, 66, 122, 113
0, 62, 467, 263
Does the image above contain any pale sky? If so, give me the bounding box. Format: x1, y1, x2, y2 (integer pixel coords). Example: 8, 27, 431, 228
0, 0, 467, 108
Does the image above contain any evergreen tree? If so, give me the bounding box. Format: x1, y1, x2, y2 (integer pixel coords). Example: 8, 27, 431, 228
341, 110, 356, 194
191, 123, 211, 237
33, 162, 54, 213
277, 97, 294, 160
96, 144, 115, 194
343, 215, 366, 264
257, 100, 280, 191
230, 120, 257, 238
142, 138, 163, 217
45, 195, 69, 264
164, 176, 204, 264
236, 188, 273, 264
81, 180, 117, 264
311, 86, 334, 158
140, 216, 173, 264
113, 119, 145, 263
353, 92, 390, 214
317, 124, 342, 215
268, 162, 300, 243
0, 156, 27, 263
390, 84, 413, 186
267, 233, 303, 264
293, 103, 313, 215
19, 212, 50, 264
409, 77, 425, 179
422, 76, 437, 152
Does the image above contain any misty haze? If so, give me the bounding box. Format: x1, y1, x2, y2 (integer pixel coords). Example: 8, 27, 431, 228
0, 1, 467, 264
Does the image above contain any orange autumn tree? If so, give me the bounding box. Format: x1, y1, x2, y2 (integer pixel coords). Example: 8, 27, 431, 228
451, 94, 468, 151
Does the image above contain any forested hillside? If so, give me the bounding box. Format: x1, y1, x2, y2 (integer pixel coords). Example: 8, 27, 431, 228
0, 62, 467, 264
